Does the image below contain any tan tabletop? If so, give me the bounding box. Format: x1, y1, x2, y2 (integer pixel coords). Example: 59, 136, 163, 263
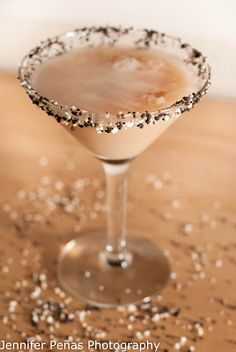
0, 72, 236, 351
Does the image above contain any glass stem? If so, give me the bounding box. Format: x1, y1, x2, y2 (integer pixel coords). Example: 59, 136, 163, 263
102, 161, 131, 268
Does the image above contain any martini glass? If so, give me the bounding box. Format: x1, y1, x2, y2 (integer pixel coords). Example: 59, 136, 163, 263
19, 26, 210, 307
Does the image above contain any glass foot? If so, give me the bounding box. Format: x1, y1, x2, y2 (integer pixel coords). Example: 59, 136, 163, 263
58, 231, 170, 308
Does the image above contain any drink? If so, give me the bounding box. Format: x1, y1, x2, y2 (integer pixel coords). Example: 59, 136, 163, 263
19, 27, 210, 306
32, 46, 191, 160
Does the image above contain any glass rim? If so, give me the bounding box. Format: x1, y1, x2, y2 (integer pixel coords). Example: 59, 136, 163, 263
18, 26, 211, 134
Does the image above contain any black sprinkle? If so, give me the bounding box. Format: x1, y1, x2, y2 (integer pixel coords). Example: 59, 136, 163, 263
116, 122, 123, 130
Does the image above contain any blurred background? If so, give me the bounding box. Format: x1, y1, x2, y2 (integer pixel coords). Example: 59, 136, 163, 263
0, 0, 236, 99
0, 4, 236, 349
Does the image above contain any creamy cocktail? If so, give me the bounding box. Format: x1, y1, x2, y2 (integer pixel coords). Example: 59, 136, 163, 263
32, 46, 191, 160
19, 27, 210, 306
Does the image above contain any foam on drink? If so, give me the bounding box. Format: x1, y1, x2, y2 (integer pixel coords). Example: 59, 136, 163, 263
32, 46, 192, 160
32, 46, 190, 114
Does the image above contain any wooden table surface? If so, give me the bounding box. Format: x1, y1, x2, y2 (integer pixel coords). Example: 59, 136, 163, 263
0, 72, 236, 351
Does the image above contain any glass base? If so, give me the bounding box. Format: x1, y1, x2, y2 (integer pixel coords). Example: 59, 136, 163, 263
58, 231, 170, 308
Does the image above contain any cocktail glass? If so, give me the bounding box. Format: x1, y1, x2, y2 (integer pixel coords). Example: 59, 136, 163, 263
19, 26, 210, 307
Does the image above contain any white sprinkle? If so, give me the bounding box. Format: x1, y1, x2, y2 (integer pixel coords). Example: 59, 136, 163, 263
215, 259, 223, 268
2, 316, 8, 324
74, 179, 85, 191
96, 128, 103, 134
32, 314, 39, 325
163, 211, 173, 221
174, 342, 181, 350
54, 287, 61, 295
191, 252, 199, 261
65, 204, 74, 213
153, 179, 163, 190
144, 330, 151, 337
126, 121, 134, 128
183, 223, 193, 235
164, 249, 170, 257
111, 127, 118, 134
180, 336, 187, 345
2, 204, 11, 212
9, 300, 18, 312
143, 296, 151, 303
54, 181, 64, 191
78, 311, 87, 322
84, 271, 91, 279
30, 287, 41, 299
200, 213, 210, 223
129, 315, 136, 323
170, 272, 177, 280
41, 282, 47, 290
135, 331, 142, 339
127, 304, 137, 313
17, 190, 26, 199
39, 273, 46, 281
163, 115, 170, 121
196, 325, 204, 337
171, 199, 181, 209
15, 281, 21, 289
117, 306, 125, 312
194, 263, 202, 272
22, 280, 28, 287
152, 314, 160, 322
66, 31, 75, 38
2, 266, 9, 274
46, 316, 54, 325
64, 297, 72, 305
199, 272, 206, 279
